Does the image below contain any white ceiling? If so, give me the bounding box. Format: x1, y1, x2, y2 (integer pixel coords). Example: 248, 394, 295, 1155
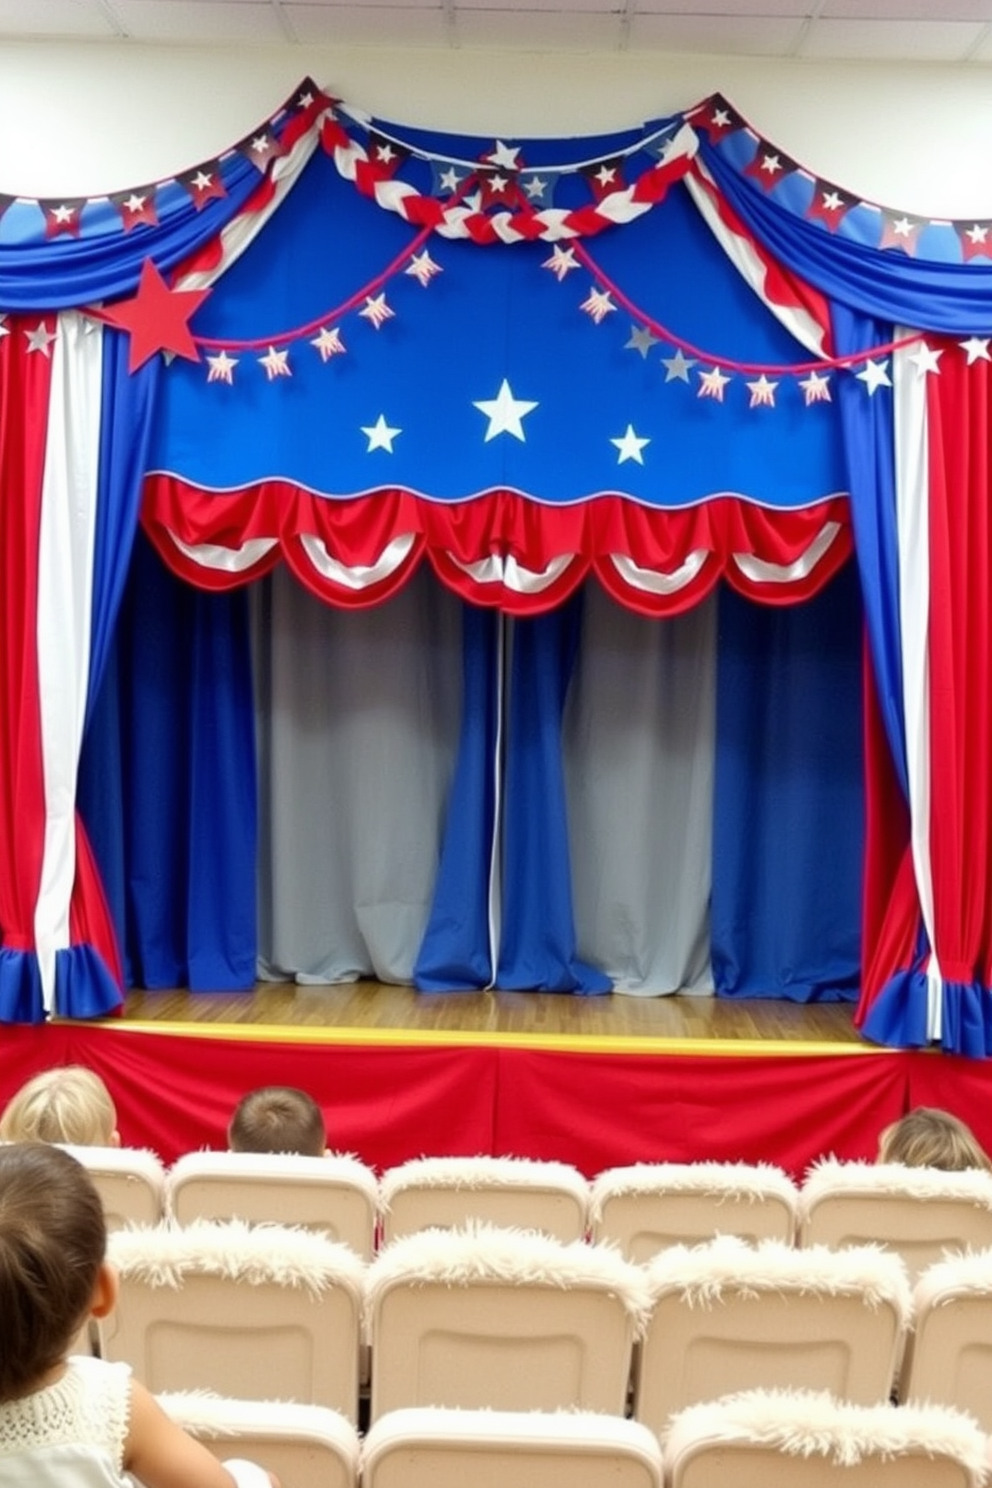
6, 0, 992, 63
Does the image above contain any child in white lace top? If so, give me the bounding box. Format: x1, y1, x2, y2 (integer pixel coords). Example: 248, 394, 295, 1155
0, 1142, 278, 1488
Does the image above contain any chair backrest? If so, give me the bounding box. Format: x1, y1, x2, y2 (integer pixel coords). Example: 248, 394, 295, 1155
103, 1220, 365, 1421
365, 1222, 652, 1424
157, 1393, 361, 1488
362, 1408, 663, 1488
664, 1388, 988, 1488
900, 1248, 992, 1431
798, 1159, 992, 1283
167, 1150, 378, 1258
61, 1144, 166, 1230
589, 1162, 798, 1262
632, 1235, 911, 1437
378, 1156, 590, 1245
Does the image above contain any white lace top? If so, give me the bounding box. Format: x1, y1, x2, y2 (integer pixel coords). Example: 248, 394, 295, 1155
0, 1355, 133, 1487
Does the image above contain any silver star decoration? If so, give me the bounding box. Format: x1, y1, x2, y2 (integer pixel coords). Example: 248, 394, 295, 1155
486, 140, 521, 171
406, 250, 442, 288
799, 371, 832, 405
542, 246, 579, 281
960, 336, 991, 364
909, 342, 942, 378
311, 326, 345, 363
361, 415, 401, 453
439, 167, 463, 194
580, 289, 616, 325
746, 375, 778, 409
626, 325, 659, 358
258, 345, 291, 380
524, 176, 548, 200
206, 350, 238, 384
662, 348, 696, 383
473, 379, 538, 443
25, 322, 57, 357
611, 425, 650, 465
359, 294, 395, 330
856, 358, 892, 395
698, 366, 731, 402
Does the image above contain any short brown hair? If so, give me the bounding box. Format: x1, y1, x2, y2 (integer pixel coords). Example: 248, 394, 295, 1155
0, 1066, 117, 1146
0, 1143, 107, 1399
879, 1107, 992, 1173
228, 1086, 326, 1156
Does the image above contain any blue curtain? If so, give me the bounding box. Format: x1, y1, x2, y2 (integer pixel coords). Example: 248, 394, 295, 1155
712, 563, 864, 1002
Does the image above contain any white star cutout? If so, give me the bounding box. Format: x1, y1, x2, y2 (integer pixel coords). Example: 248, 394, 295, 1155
206, 350, 238, 384
258, 346, 291, 380
663, 348, 696, 383
25, 322, 57, 357
966, 224, 989, 245
0, 314, 9, 341
439, 167, 463, 193
361, 415, 401, 453
406, 250, 442, 287
960, 336, 991, 364
311, 326, 345, 362
760, 153, 783, 177
123, 193, 147, 213
580, 289, 616, 325
909, 342, 942, 378
856, 358, 892, 395
890, 216, 915, 238
51, 204, 75, 224
376, 142, 396, 163
698, 366, 731, 402
799, 371, 832, 406
712, 109, 731, 129
822, 190, 844, 212
626, 326, 659, 358
611, 424, 650, 465
488, 173, 508, 194
486, 140, 521, 171
595, 164, 617, 187
473, 379, 538, 443
542, 246, 579, 281
359, 294, 394, 330
524, 176, 548, 200
746, 375, 778, 408
191, 171, 214, 192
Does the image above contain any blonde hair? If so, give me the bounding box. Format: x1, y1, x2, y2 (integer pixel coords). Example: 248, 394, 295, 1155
0, 1066, 118, 1147
879, 1107, 992, 1173
229, 1085, 326, 1156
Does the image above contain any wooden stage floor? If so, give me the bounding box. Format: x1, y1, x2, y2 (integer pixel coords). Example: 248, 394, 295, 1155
118, 981, 865, 1053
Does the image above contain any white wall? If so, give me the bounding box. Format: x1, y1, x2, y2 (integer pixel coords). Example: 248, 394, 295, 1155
1, 40, 992, 219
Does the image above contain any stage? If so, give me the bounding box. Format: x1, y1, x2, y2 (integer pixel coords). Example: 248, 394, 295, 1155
0, 985, 986, 1179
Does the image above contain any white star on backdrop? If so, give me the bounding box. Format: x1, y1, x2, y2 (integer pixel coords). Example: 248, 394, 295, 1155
856, 358, 892, 395
487, 140, 521, 171
542, 246, 579, 281
439, 167, 463, 194
258, 346, 291, 380
746, 375, 778, 409
908, 342, 942, 378
25, 322, 57, 356
611, 425, 650, 465
361, 415, 401, 453
406, 251, 442, 287
698, 366, 730, 402
960, 336, 991, 364
473, 380, 538, 443
311, 326, 345, 363
206, 350, 238, 385
360, 294, 395, 330
580, 289, 616, 325
524, 176, 548, 200
626, 325, 659, 358
662, 348, 696, 383
799, 371, 832, 406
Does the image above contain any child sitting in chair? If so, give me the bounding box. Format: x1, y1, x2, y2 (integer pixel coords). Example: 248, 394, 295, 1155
228, 1085, 328, 1157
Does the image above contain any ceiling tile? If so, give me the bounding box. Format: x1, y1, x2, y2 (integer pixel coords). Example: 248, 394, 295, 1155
0, 0, 118, 38
453, 8, 623, 45
800, 17, 986, 59
632, 0, 808, 13
628, 13, 803, 53
285, 3, 449, 43
113, 0, 287, 42
821, 0, 992, 17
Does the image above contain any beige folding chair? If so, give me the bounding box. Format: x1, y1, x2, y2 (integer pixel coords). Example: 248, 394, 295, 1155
158, 1393, 360, 1488
378, 1155, 590, 1245
103, 1219, 366, 1421
798, 1158, 992, 1283
365, 1221, 652, 1424
664, 1388, 988, 1488
632, 1234, 911, 1437
900, 1247, 992, 1429
589, 1161, 798, 1261
61, 1144, 166, 1230
362, 1407, 663, 1488
167, 1150, 378, 1258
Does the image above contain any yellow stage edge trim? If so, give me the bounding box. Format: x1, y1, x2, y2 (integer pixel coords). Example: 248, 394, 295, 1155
61, 1019, 896, 1059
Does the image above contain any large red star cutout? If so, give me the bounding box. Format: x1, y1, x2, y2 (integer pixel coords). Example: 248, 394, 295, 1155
101, 258, 211, 372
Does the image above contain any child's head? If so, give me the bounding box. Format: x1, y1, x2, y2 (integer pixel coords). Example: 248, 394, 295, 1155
0, 1143, 110, 1399
0, 1066, 119, 1147
878, 1106, 992, 1172
228, 1085, 327, 1157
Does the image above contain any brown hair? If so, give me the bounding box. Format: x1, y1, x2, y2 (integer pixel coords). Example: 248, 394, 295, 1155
0, 1143, 107, 1399
228, 1085, 326, 1157
0, 1066, 117, 1146
879, 1107, 992, 1173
